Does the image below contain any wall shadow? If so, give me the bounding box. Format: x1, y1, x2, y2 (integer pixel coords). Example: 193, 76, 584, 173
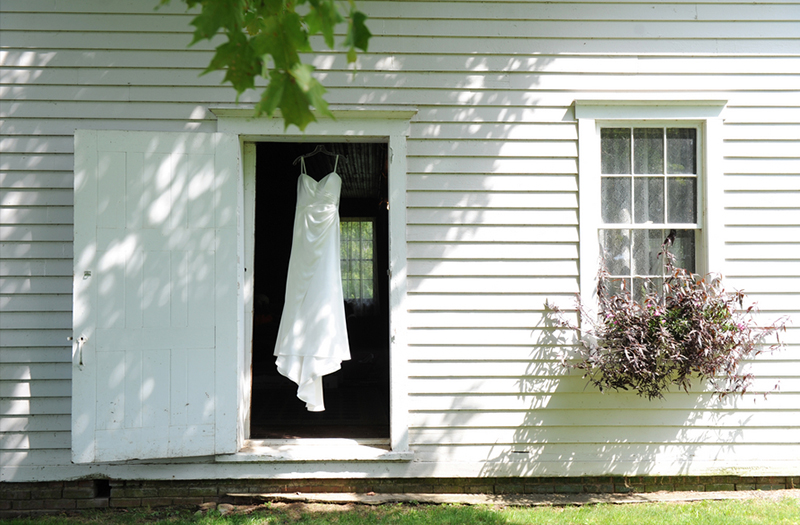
475, 306, 749, 479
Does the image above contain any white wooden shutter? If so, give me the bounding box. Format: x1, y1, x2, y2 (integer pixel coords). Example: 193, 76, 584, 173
72, 130, 241, 463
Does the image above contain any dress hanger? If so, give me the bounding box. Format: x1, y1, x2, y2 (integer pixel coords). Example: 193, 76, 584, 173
292, 145, 348, 165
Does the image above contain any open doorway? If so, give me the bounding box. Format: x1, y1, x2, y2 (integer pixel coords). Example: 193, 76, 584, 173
249, 141, 390, 440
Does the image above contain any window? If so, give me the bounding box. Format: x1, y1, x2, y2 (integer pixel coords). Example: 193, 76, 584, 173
576, 100, 726, 307
599, 126, 699, 300
341, 219, 376, 313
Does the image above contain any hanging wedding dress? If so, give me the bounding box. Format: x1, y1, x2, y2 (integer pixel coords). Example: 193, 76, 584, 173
274, 157, 350, 412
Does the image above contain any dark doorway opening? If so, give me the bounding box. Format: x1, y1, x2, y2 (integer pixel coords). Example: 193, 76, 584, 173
250, 142, 390, 440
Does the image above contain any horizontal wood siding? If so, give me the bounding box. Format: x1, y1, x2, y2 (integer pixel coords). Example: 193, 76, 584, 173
1, 0, 799, 480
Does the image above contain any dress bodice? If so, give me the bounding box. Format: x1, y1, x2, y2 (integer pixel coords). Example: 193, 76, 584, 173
297, 171, 341, 208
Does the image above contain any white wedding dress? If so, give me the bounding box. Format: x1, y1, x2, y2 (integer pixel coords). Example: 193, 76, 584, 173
274, 157, 350, 412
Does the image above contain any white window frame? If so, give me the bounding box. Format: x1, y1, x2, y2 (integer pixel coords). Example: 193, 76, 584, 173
576, 100, 726, 312
213, 106, 416, 461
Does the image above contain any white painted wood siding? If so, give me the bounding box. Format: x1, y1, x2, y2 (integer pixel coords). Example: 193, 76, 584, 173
1, 0, 798, 480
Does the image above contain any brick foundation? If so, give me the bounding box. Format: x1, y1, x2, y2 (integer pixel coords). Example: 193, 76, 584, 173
1, 476, 797, 518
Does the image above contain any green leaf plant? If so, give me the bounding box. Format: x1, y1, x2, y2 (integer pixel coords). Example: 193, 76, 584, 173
551, 246, 787, 400
159, 0, 372, 130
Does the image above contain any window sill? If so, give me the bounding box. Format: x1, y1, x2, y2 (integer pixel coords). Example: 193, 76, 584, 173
215, 439, 414, 463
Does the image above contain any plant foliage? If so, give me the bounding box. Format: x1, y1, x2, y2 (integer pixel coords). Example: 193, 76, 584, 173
159, 0, 372, 130
553, 248, 786, 400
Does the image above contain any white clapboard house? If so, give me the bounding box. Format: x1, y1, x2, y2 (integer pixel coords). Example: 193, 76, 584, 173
1, 1, 799, 483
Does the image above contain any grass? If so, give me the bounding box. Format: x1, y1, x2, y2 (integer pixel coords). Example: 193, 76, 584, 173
2, 498, 799, 525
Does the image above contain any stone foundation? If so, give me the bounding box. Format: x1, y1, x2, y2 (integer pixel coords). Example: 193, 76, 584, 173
1, 476, 797, 518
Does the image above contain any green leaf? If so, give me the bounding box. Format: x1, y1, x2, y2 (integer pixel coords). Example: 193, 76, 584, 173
167, 0, 371, 131
345, 9, 371, 53
244, 10, 261, 36
279, 76, 317, 131
252, 11, 309, 69
304, 0, 343, 49
288, 63, 314, 91
255, 0, 285, 17
204, 32, 261, 94
290, 63, 332, 118
188, 0, 247, 45
255, 69, 288, 117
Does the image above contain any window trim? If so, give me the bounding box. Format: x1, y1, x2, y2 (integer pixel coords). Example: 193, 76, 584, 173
576, 100, 726, 313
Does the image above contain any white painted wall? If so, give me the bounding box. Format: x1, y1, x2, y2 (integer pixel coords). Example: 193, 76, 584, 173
1, 0, 799, 481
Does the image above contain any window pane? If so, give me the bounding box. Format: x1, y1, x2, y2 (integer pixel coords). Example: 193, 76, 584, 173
601, 177, 631, 224
633, 277, 662, 303
600, 229, 631, 276
634, 177, 665, 224
364, 241, 373, 261
632, 229, 663, 276
605, 277, 631, 298
361, 259, 373, 281
634, 128, 664, 174
601, 128, 631, 174
667, 128, 697, 174
667, 177, 697, 223
347, 240, 359, 262
342, 222, 353, 241
671, 230, 696, 272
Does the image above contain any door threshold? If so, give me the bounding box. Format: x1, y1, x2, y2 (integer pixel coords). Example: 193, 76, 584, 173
216, 438, 412, 462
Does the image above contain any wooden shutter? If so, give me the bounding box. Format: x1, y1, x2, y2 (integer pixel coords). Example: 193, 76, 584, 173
72, 130, 241, 462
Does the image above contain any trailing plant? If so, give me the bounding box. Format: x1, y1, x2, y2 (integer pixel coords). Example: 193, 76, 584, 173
552, 247, 786, 400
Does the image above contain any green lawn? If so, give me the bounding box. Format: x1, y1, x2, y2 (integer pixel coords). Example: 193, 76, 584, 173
3, 498, 800, 525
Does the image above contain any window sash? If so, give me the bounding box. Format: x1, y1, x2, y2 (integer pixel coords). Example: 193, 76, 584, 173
599, 125, 701, 287
600, 126, 699, 228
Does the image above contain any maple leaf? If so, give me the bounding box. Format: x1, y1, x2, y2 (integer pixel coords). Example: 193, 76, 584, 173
344, 8, 371, 63
160, 0, 371, 131
204, 31, 261, 95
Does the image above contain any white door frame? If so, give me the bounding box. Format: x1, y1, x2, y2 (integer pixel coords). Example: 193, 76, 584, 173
214, 107, 416, 454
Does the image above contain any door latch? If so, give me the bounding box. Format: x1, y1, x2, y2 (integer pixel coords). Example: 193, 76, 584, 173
68, 336, 87, 367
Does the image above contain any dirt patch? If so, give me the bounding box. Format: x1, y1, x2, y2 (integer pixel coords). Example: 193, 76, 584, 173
271, 501, 358, 518
197, 488, 800, 519
196, 500, 362, 520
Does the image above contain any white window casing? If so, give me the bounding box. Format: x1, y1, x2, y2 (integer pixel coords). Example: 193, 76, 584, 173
576, 100, 726, 315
